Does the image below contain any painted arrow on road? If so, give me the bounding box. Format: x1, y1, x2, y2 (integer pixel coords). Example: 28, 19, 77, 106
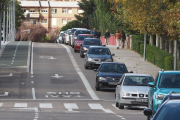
0, 92, 9, 96
51, 74, 63, 78
0, 73, 13, 77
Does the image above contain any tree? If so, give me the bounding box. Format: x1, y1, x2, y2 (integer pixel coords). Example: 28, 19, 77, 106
15, 1, 25, 29
16, 22, 47, 42
60, 20, 83, 31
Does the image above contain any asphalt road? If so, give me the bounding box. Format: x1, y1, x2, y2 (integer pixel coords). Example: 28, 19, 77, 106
0, 42, 147, 120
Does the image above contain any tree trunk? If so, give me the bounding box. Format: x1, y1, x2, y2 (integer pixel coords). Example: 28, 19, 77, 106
169, 41, 174, 54
177, 43, 180, 59
156, 34, 160, 47
150, 34, 153, 46
160, 35, 164, 50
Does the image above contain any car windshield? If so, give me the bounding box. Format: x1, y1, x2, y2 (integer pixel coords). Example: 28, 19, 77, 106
75, 31, 91, 35
78, 36, 93, 41
123, 76, 154, 86
99, 63, 128, 73
88, 48, 111, 55
84, 40, 101, 45
158, 74, 180, 88
154, 103, 180, 120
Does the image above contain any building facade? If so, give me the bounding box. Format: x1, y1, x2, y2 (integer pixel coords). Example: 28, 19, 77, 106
18, 0, 82, 31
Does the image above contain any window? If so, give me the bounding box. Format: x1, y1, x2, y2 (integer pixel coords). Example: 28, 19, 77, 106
30, 8, 35, 12
62, 19, 66, 24
41, 19, 47, 24
51, 8, 57, 14
62, 9, 66, 13
51, 18, 57, 26
78, 9, 83, 13
67, 19, 71, 22
21, 8, 26, 13
42, 9, 48, 13
68, 9, 72, 14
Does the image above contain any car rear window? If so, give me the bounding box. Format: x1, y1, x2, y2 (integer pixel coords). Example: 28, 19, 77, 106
99, 63, 128, 73
88, 48, 111, 55
75, 31, 91, 35
84, 40, 101, 45
77, 36, 93, 40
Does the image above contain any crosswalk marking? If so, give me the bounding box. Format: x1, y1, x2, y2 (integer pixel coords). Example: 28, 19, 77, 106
64, 103, 79, 111
14, 103, 27, 108
88, 103, 104, 109
0, 103, 3, 107
39, 103, 52, 108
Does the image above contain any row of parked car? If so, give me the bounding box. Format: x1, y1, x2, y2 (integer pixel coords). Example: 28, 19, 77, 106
57, 28, 180, 120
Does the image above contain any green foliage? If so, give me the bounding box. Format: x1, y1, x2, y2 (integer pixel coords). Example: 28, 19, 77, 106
131, 35, 144, 53
164, 56, 174, 70
60, 20, 83, 31
16, 1, 25, 29
41, 36, 50, 42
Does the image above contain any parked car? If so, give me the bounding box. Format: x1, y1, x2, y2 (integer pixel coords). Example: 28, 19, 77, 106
62, 31, 67, 43
64, 29, 72, 45
58, 31, 64, 43
80, 38, 102, 58
94, 62, 131, 91
74, 34, 94, 52
69, 28, 87, 46
84, 46, 114, 69
144, 94, 180, 120
148, 70, 180, 113
72, 29, 91, 48
115, 73, 154, 109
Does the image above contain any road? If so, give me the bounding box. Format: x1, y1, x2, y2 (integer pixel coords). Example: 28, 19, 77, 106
0, 41, 146, 120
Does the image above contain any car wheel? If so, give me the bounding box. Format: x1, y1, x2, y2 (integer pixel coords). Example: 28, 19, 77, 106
80, 52, 84, 58
147, 116, 150, 120
115, 102, 119, 107
74, 49, 77, 52
84, 64, 88, 69
95, 82, 100, 91
119, 103, 124, 109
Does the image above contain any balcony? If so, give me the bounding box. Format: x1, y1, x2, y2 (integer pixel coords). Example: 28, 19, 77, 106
24, 12, 40, 18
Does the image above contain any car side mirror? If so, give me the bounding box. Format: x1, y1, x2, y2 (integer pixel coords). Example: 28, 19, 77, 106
102, 44, 106, 46
111, 54, 115, 56
143, 108, 153, 117
129, 71, 133, 73
117, 82, 121, 85
84, 53, 87, 55
148, 82, 155, 87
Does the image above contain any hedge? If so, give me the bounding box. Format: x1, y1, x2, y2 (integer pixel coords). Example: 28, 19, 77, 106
131, 35, 144, 53
140, 44, 174, 70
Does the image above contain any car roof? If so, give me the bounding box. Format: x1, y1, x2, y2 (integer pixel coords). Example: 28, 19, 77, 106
89, 46, 108, 49
159, 70, 180, 74
76, 29, 91, 31
124, 73, 152, 77
164, 99, 180, 106
101, 62, 125, 65
78, 34, 93, 36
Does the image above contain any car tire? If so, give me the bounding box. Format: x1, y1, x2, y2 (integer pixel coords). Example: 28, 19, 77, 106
74, 49, 77, 52
115, 102, 119, 107
118, 102, 124, 109
147, 116, 150, 120
84, 64, 88, 69
80, 52, 84, 58
95, 83, 100, 91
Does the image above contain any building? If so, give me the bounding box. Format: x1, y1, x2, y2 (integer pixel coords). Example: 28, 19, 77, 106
18, 0, 82, 31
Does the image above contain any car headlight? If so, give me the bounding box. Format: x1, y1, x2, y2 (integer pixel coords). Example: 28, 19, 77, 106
98, 77, 107, 81
106, 58, 113, 62
122, 92, 131, 97
83, 47, 89, 51
155, 94, 166, 100
74, 37, 77, 40
88, 58, 93, 61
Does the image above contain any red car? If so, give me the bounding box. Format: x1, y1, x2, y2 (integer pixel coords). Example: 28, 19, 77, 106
74, 34, 94, 52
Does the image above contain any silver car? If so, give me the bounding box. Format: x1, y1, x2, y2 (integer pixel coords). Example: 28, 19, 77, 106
115, 73, 154, 109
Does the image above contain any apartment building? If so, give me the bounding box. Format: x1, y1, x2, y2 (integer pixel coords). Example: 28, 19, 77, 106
18, 0, 82, 31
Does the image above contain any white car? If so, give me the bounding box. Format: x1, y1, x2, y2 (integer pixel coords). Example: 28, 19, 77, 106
115, 73, 154, 109
64, 29, 71, 45
58, 31, 64, 43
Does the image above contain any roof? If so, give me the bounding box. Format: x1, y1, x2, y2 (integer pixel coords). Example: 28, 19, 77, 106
20, 1, 79, 8
124, 73, 152, 77
159, 71, 180, 74
101, 62, 125, 65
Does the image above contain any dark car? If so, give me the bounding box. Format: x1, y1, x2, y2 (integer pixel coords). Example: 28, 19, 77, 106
80, 38, 102, 58
72, 29, 91, 48
84, 46, 115, 69
144, 97, 180, 120
94, 62, 129, 91
74, 34, 94, 52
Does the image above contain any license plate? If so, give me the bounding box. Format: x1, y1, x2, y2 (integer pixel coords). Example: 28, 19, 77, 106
108, 82, 117, 85
135, 98, 148, 102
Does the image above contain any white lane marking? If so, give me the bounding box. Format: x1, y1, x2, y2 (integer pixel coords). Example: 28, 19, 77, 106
59, 92, 68, 94
27, 42, 31, 72
0, 73, 13, 77
31, 81, 34, 84
112, 104, 119, 110
47, 92, 57, 94
88, 103, 115, 114
0, 103, 3, 107
48, 56, 57, 59
39, 103, 53, 108
60, 44, 99, 100
32, 88, 36, 100
14, 103, 27, 108
51, 74, 63, 78
64, 103, 79, 111
88, 103, 104, 109
70, 92, 80, 94
31, 42, 34, 77
0, 92, 9, 96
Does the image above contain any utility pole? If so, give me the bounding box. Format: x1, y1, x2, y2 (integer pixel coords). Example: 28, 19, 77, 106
6, 1, 9, 42
174, 40, 177, 70
9, 0, 11, 41
0, 3, 2, 48
13, 0, 15, 40
11, 0, 13, 41
3, 5, 6, 43
143, 34, 147, 61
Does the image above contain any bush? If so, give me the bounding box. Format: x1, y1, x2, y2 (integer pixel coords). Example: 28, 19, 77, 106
139, 44, 174, 70
131, 35, 144, 53
41, 36, 50, 42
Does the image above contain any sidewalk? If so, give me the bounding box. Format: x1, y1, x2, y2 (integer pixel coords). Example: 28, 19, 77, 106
108, 45, 161, 78
0, 41, 10, 57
